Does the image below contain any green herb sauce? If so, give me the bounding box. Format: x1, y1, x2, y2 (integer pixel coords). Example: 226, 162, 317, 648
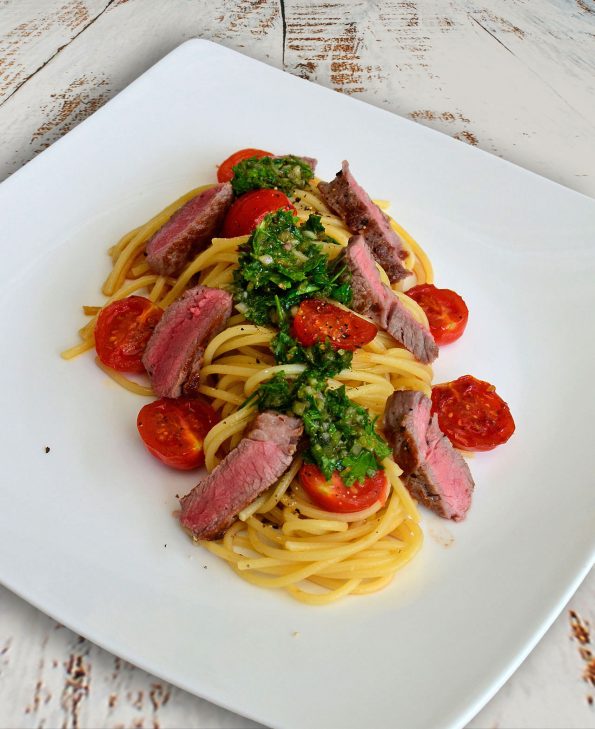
256, 370, 391, 486
233, 209, 390, 484
231, 155, 314, 196
233, 210, 349, 325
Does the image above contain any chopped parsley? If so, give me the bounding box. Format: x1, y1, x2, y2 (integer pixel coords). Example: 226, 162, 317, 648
255, 371, 391, 486
233, 210, 350, 328
271, 329, 352, 377
231, 155, 314, 196
234, 208, 389, 485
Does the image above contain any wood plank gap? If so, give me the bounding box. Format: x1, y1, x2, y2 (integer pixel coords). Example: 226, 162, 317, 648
469, 15, 514, 54
0, 0, 117, 110
279, 0, 287, 67
469, 11, 595, 134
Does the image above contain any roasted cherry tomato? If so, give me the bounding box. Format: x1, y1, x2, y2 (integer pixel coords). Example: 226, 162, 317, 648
431, 375, 515, 451
299, 464, 389, 513
221, 189, 296, 237
217, 148, 272, 183
405, 283, 469, 345
94, 296, 163, 373
137, 397, 220, 470
292, 299, 378, 351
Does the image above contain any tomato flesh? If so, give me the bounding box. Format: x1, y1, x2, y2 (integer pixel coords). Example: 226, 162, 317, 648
292, 299, 378, 351
406, 283, 469, 345
94, 296, 163, 373
137, 397, 219, 470
431, 375, 515, 451
299, 464, 389, 513
217, 148, 272, 183
222, 189, 295, 238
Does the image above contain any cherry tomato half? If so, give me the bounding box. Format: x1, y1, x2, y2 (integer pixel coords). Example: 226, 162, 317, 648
217, 148, 272, 183
292, 299, 378, 351
431, 375, 515, 451
299, 464, 389, 513
222, 189, 296, 237
94, 296, 163, 373
137, 397, 220, 470
405, 283, 469, 345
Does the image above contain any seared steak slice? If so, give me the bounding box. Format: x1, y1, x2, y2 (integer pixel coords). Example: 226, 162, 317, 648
179, 412, 303, 539
384, 390, 474, 521
142, 285, 232, 398
345, 236, 438, 364
146, 183, 233, 276
296, 156, 317, 172
318, 161, 409, 282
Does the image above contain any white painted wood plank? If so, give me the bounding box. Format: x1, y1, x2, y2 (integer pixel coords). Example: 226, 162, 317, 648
0, 585, 261, 729
282, 0, 595, 195
2, 575, 594, 728
469, 573, 595, 728
0, 0, 283, 181
0, 0, 110, 104
1, 1, 594, 194
467, 0, 595, 129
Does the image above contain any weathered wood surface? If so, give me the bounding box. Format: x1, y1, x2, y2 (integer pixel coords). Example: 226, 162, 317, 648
1, 0, 595, 192
0, 1, 594, 727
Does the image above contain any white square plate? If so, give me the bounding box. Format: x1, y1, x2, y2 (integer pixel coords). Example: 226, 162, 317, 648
0, 40, 593, 729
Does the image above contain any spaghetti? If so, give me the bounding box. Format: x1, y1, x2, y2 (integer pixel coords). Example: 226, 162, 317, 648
63, 179, 433, 604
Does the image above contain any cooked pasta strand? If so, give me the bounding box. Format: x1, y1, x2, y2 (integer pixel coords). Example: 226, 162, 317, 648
66, 178, 433, 603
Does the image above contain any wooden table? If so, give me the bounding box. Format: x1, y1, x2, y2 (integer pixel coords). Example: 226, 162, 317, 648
1, 2, 594, 727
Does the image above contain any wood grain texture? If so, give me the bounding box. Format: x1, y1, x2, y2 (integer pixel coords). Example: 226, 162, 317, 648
0, 585, 259, 729
0, 0, 594, 192
0, 1, 594, 727
281, 0, 595, 193
0, 0, 109, 104
0, 0, 284, 179
1, 577, 593, 729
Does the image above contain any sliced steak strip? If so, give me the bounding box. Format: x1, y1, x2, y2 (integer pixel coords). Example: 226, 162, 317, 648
179, 412, 303, 539
296, 156, 317, 172
142, 285, 232, 398
345, 236, 438, 364
384, 390, 474, 521
318, 161, 409, 282
146, 182, 233, 276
